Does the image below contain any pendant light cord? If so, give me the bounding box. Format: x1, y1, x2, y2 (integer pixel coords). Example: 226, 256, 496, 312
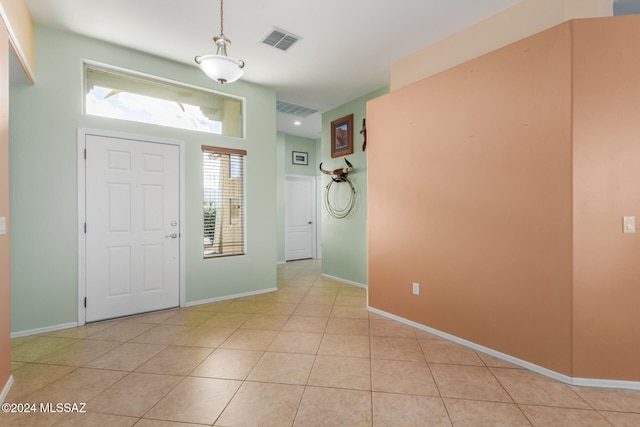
219, 0, 225, 37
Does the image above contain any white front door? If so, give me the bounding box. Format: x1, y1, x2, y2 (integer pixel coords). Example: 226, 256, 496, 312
84, 134, 180, 322
285, 176, 316, 261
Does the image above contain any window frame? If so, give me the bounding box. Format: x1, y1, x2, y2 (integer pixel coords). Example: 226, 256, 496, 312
83, 61, 245, 138
202, 145, 247, 258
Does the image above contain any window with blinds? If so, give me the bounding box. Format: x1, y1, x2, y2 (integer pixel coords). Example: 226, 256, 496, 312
202, 145, 246, 258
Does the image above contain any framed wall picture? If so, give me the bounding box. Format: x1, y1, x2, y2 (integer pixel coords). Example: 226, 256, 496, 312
331, 114, 354, 158
292, 151, 308, 165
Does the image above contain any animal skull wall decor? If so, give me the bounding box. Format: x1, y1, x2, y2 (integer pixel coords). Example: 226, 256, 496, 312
319, 158, 353, 182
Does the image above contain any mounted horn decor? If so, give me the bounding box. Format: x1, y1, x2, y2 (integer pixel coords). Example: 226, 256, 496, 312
319, 158, 356, 219
319, 158, 353, 182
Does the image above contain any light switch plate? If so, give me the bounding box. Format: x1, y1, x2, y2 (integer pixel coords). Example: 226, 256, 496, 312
0, 217, 6, 235
623, 216, 636, 234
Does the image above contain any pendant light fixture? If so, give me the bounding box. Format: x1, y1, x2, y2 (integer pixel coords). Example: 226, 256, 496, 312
195, 0, 245, 84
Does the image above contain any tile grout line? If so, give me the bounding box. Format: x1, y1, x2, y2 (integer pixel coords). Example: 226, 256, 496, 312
8, 260, 638, 426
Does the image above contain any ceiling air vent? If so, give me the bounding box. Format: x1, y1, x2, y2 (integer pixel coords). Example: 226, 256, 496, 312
276, 100, 318, 118
262, 28, 301, 52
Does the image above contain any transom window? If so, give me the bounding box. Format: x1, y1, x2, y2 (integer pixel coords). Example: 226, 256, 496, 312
202, 145, 246, 258
84, 64, 243, 137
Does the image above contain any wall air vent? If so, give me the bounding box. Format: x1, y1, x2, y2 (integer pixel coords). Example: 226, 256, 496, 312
261, 28, 302, 52
276, 100, 318, 118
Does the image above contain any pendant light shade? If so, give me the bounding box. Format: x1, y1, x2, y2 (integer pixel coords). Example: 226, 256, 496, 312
196, 55, 245, 84
195, 0, 245, 84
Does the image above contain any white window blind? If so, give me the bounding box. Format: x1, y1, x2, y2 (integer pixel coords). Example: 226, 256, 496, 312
202, 145, 246, 258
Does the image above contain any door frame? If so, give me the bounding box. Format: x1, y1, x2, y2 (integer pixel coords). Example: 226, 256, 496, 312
77, 128, 186, 326
284, 174, 318, 261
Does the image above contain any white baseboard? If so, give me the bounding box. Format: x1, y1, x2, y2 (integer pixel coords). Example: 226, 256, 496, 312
10, 322, 78, 339
368, 306, 640, 391
572, 377, 640, 390
185, 287, 278, 307
320, 273, 366, 289
10, 288, 278, 337
1, 375, 13, 403
9, 288, 278, 337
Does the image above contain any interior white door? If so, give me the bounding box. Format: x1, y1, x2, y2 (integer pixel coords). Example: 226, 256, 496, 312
85, 134, 180, 322
285, 176, 316, 261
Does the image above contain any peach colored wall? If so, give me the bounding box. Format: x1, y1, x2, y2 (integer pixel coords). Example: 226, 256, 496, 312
0, 0, 34, 81
391, 0, 612, 91
371, 14, 640, 382
0, 0, 30, 397
571, 15, 640, 381
368, 23, 574, 375
0, 27, 10, 396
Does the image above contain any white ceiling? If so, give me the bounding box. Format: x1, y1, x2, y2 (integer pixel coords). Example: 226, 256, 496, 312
24, 0, 522, 138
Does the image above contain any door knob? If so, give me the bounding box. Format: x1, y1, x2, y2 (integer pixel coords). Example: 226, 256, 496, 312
165, 233, 178, 239
308, 221, 312, 224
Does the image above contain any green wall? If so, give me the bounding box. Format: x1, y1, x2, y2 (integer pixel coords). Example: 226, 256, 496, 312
284, 134, 318, 176
9, 26, 277, 333
276, 132, 286, 263
320, 87, 387, 285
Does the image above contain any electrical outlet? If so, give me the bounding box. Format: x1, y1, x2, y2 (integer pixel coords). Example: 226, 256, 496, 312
623, 216, 636, 234
412, 282, 420, 295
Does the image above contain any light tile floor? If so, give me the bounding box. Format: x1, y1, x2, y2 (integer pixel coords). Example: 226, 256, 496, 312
2, 259, 640, 426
